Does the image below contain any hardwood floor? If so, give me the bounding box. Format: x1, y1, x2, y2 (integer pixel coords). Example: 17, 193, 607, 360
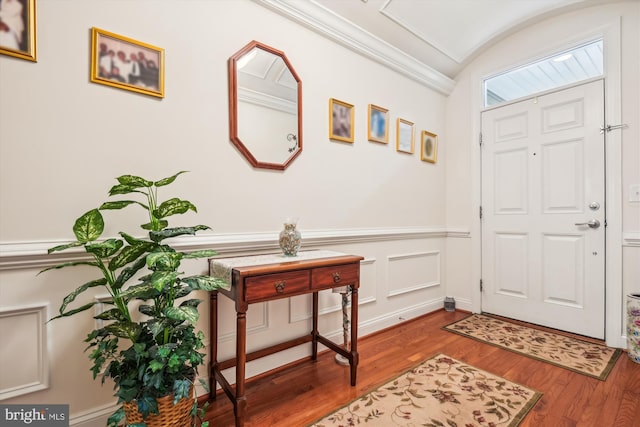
203, 309, 640, 426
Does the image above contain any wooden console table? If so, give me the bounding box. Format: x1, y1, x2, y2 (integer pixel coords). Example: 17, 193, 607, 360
208, 250, 363, 427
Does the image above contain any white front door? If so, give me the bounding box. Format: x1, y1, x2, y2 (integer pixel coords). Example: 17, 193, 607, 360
481, 80, 605, 339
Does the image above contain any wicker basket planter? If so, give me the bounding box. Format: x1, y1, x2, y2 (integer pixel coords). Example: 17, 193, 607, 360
123, 389, 194, 427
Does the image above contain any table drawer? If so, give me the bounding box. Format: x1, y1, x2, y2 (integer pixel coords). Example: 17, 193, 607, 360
311, 263, 359, 290
245, 270, 310, 302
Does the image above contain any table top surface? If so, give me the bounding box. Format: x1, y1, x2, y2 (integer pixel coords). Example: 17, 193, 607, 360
209, 250, 362, 284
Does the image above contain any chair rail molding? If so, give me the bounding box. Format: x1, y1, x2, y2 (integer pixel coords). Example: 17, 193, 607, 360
0, 227, 467, 271
623, 232, 640, 247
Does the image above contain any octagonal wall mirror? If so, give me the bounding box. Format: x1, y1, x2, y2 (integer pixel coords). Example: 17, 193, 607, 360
229, 40, 302, 170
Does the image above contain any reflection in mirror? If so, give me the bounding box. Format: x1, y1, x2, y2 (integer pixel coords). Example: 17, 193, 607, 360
229, 41, 302, 170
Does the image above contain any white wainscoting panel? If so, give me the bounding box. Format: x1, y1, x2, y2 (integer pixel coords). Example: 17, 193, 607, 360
387, 251, 441, 297
0, 304, 49, 400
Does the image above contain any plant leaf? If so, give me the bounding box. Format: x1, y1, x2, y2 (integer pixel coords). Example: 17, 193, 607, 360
73, 209, 104, 242
155, 198, 197, 219
146, 251, 182, 271
109, 242, 155, 270
104, 321, 141, 340
106, 407, 125, 427
165, 306, 199, 323
149, 271, 179, 292
150, 225, 210, 242
135, 395, 159, 418
94, 308, 125, 321
85, 238, 123, 258
120, 232, 148, 246
50, 301, 97, 320
117, 174, 154, 188
106, 184, 147, 197
181, 275, 230, 291
39, 260, 100, 274
179, 299, 202, 308
154, 171, 188, 187
173, 378, 192, 402
46, 241, 85, 254
112, 257, 148, 290
141, 219, 168, 231
99, 200, 145, 210
183, 249, 217, 259
58, 278, 107, 314
118, 282, 158, 300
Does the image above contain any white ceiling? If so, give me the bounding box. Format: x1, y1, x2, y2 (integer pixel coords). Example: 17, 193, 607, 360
310, 0, 614, 79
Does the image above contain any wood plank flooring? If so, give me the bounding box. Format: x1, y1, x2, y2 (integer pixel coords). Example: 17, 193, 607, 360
203, 309, 640, 426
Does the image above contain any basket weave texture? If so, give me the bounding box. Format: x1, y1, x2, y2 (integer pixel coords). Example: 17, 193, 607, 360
123, 389, 194, 427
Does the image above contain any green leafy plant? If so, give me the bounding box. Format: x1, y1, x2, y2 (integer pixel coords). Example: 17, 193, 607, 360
41, 172, 228, 427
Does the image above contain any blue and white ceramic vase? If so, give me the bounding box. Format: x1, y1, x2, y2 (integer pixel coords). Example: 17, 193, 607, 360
279, 219, 301, 257
628, 293, 640, 364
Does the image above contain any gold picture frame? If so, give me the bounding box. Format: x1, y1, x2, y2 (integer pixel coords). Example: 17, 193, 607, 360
367, 104, 389, 143
329, 98, 354, 143
396, 118, 414, 154
90, 27, 164, 98
421, 130, 438, 163
0, 0, 36, 62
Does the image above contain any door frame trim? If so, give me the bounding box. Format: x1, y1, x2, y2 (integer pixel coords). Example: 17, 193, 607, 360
470, 18, 624, 348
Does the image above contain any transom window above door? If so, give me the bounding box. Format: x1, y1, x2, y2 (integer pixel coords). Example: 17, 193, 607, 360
483, 39, 603, 107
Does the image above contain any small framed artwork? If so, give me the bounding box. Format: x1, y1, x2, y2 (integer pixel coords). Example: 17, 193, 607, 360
396, 118, 414, 154
329, 98, 354, 143
0, 0, 36, 61
421, 130, 438, 163
90, 27, 164, 98
368, 104, 389, 143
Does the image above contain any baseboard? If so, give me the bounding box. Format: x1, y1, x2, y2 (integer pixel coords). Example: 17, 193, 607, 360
69, 402, 117, 427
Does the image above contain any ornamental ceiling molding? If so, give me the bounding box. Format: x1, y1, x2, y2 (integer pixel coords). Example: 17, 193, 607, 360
252, 0, 456, 95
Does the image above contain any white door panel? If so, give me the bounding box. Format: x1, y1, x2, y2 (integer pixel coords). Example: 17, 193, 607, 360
481, 80, 605, 339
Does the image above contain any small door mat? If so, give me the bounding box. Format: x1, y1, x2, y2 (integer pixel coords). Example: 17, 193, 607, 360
444, 313, 622, 380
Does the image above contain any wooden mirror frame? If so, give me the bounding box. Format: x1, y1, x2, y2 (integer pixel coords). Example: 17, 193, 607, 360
228, 40, 302, 171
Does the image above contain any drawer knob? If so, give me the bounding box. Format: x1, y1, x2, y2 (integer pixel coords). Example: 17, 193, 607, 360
274, 281, 286, 293
332, 272, 341, 283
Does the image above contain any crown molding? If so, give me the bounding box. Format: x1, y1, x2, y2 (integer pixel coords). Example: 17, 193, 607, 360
252, 0, 456, 95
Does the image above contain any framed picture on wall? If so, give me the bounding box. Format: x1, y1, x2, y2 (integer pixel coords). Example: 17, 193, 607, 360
329, 98, 354, 143
367, 104, 389, 144
90, 27, 165, 98
396, 118, 414, 154
421, 130, 438, 163
0, 0, 36, 61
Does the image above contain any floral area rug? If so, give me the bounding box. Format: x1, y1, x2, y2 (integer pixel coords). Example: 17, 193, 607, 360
444, 314, 622, 380
308, 353, 541, 427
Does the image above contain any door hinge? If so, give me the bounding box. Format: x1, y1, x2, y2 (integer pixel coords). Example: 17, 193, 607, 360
479, 206, 483, 219
479, 132, 483, 147
480, 279, 483, 292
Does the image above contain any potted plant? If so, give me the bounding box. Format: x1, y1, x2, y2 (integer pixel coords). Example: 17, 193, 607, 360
41, 172, 228, 427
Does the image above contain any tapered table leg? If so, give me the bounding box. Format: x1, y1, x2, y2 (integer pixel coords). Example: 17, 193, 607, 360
235, 311, 247, 427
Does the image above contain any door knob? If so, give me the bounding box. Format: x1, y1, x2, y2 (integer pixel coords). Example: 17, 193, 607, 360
574, 219, 600, 229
